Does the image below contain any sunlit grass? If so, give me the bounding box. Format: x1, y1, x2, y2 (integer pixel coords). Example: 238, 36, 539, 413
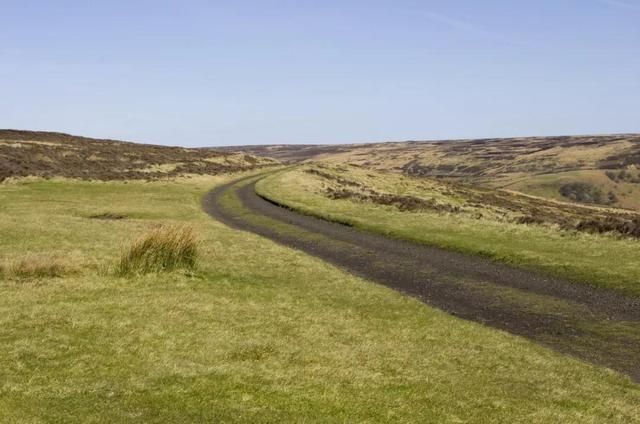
0, 174, 638, 422
0, 254, 77, 279
117, 224, 198, 275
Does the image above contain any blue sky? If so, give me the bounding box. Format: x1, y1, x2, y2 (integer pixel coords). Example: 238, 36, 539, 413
1, 0, 639, 146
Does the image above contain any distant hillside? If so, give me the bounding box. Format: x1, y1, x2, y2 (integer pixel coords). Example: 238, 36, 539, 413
219, 144, 353, 162
233, 134, 640, 210
0, 130, 277, 181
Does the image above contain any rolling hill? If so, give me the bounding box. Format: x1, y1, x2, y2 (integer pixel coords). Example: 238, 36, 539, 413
232, 134, 640, 210
0, 129, 276, 182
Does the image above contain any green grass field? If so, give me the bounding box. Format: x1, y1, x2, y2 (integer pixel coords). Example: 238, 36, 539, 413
1, 174, 639, 422
256, 166, 640, 296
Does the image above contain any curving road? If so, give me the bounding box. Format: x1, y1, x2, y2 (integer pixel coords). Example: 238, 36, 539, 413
203, 173, 640, 383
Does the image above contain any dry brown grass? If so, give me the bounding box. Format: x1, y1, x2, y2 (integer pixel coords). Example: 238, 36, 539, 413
117, 224, 198, 276
0, 254, 75, 280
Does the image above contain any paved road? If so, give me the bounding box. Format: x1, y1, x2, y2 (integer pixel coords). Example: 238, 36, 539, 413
203, 173, 640, 382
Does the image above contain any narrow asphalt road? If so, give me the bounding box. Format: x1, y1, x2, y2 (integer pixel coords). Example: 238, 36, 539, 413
203, 174, 640, 383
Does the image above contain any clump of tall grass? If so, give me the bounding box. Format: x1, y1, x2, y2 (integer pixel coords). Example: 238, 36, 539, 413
0, 255, 73, 280
117, 224, 198, 276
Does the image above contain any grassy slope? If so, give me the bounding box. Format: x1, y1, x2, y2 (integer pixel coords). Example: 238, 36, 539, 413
240, 134, 640, 210
0, 129, 276, 182
1, 175, 639, 422
502, 169, 640, 211
256, 167, 640, 296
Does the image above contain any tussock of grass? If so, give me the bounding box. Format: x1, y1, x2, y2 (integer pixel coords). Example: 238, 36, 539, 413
117, 224, 198, 276
0, 255, 74, 279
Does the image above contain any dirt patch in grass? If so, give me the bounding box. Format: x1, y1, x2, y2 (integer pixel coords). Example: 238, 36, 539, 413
89, 213, 128, 220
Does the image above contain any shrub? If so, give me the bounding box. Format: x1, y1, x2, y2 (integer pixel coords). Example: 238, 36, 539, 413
514, 215, 545, 225
575, 217, 640, 238
606, 170, 619, 182
117, 224, 198, 276
559, 182, 606, 205
604, 169, 640, 184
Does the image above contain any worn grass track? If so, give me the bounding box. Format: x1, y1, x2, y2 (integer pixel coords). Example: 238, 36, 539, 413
203, 174, 640, 383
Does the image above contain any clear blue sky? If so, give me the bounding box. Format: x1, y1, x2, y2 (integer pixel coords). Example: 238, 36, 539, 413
1, 1, 639, 146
